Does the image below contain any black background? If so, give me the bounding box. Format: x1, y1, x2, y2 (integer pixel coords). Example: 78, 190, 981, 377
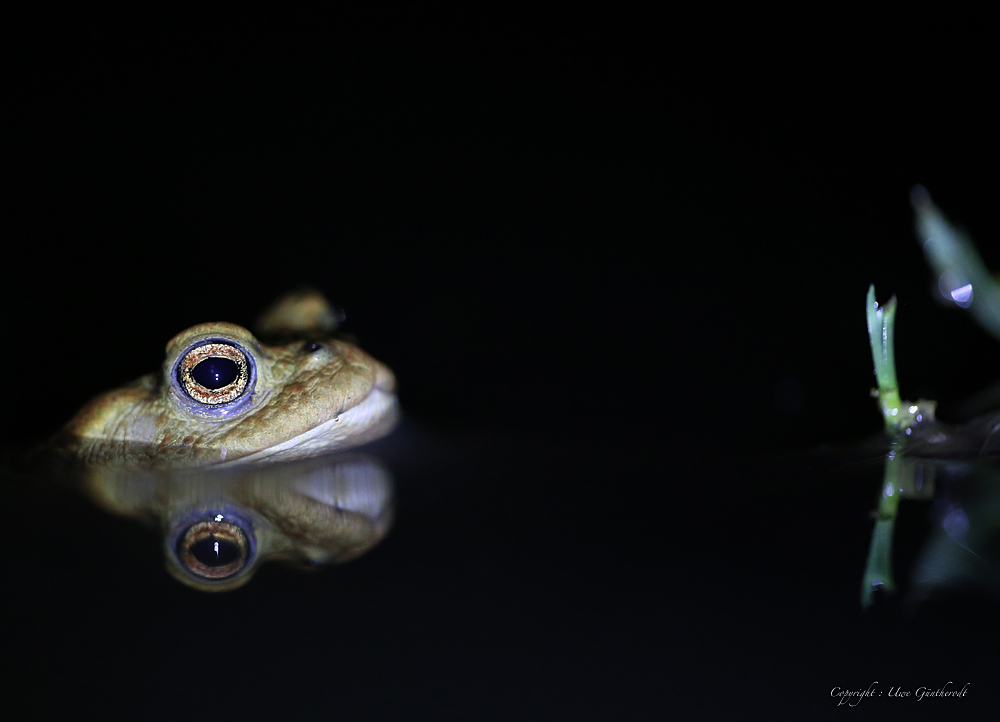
3, 12, 999, 720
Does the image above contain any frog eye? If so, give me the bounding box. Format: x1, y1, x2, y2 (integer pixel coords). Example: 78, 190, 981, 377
175, 520, 251, 580
177, 342, 251, 405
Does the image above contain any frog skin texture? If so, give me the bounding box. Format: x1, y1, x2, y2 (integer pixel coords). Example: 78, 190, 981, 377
48, 291, 399, 468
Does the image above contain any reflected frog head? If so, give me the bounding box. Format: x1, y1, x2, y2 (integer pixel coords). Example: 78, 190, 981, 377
47, 290, 399, 468
39, 291, 400, 591
84, 454, 394, 591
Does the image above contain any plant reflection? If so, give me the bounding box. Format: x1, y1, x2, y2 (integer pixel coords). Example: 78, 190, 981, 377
861, 421, 1000, 609
898, 456, 1000, 606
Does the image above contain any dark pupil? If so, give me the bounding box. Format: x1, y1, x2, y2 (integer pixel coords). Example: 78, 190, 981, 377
189, 536, 241, 567
192, 357, 239, 389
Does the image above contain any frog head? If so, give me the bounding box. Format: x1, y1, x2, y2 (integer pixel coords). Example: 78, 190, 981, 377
49, 291, 398, 467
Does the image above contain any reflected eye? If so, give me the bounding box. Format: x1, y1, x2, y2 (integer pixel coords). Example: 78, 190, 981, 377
177, 342, 250, 405
176, 521, 250, 580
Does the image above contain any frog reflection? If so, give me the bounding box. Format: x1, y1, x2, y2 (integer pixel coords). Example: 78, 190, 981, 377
82, 454, 394, 591
39, 289, 400, 590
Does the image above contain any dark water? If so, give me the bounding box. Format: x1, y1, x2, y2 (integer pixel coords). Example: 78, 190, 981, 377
4, 429, 998, 719
5, 14, 1000, 719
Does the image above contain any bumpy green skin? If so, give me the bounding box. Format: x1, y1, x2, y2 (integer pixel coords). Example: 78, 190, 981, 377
48, 293, 398, 468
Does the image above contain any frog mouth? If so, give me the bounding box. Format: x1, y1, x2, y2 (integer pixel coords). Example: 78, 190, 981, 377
226, 387, 400, 465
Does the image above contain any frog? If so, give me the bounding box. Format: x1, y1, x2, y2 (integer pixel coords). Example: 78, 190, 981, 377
46, 289, 399, 468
